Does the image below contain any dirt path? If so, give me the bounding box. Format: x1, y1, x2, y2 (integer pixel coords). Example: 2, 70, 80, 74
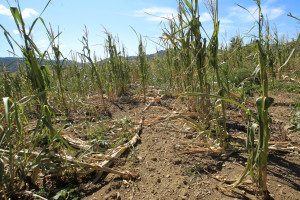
86, 92, 300, 200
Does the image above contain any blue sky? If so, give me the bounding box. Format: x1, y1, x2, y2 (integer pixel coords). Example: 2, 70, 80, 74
0, 0, 299, 59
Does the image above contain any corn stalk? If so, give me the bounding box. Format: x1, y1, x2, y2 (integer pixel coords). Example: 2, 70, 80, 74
0, 0, 54, 135
80, 26, 104, 101
138, 35, 149, 102
205, 0, 228, 147
162, 0, 209, 111
47, 25, 69, 116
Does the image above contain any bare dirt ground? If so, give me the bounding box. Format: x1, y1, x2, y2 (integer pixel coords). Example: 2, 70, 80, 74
77, 91, 300, 200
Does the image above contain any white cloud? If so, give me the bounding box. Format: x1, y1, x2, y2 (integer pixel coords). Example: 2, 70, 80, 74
228, 3, 284, 23
0, 5, 38, 19
139, 7, 175, 15
266, 7, 284, 20
220, 18, 234, 24
0, 4, 11, 16
13, 29, 29, 34
13, 30, 19, 34
135, 7, 177, 22
134, 8, 215, 23
22, 8, 38, 18
59, 44, 67, 49
200, 12, 211, 22
37, 39, 48, 48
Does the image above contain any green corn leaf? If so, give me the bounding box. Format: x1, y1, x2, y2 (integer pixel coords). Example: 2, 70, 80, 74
247, 123, 258, 150
20, 90, 48, 105
256, 97, 264, 118
256, 97, 274, 119
265, 97, 274, 109
42, 117, 76, 151
0, 24, 23, 50
184, 0, 193, 13
10, 7, 24, 28
3, 31, 14, 52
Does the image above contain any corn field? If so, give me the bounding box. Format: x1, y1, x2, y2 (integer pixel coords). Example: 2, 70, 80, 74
0, 0, 299, 199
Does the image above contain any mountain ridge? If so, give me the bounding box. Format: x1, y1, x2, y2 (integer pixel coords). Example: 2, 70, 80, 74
0, 50, 166, 72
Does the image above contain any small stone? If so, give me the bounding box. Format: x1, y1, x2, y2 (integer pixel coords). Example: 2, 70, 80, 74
185, 134, 193, 139
157, 178, 161, 183
181, 189, 189, 197
174, 159, 182, 165
111, 182, 121, 189
137, 156, 143, 161
105, 188, 111, 194
105, 192, 121, 200
151, 157, 158, 161
123, 180, 129, 185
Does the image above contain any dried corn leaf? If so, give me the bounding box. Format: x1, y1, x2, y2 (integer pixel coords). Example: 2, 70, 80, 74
61, 134, 90, 150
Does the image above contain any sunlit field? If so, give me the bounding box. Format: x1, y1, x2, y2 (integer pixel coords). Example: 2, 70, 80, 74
0, 0, 299, 199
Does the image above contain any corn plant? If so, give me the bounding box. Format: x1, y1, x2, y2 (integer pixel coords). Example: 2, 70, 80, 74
47, 25, 69, 116
254, 2, 273, 197
0, 95, 69, 198
4, 5, 48, 103
0, 0, 54, 135
204, 0, 228, 147
138, 36, 149, 102
228, 1, 274, 198
164, 48, 176, 90
2, 70, 12, 98
229, 35, 244, 69
104, 30, 131, 98
177, 1, 274, 198
67, 53, 89, 96
277, 19, 300, 78
264, 19, 276, 82
80, 26, 104, 101
162, 0, 210, 111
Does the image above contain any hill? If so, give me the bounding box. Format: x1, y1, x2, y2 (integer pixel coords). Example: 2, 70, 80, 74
0, 50, 166, 72
0, 57, 24, 72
